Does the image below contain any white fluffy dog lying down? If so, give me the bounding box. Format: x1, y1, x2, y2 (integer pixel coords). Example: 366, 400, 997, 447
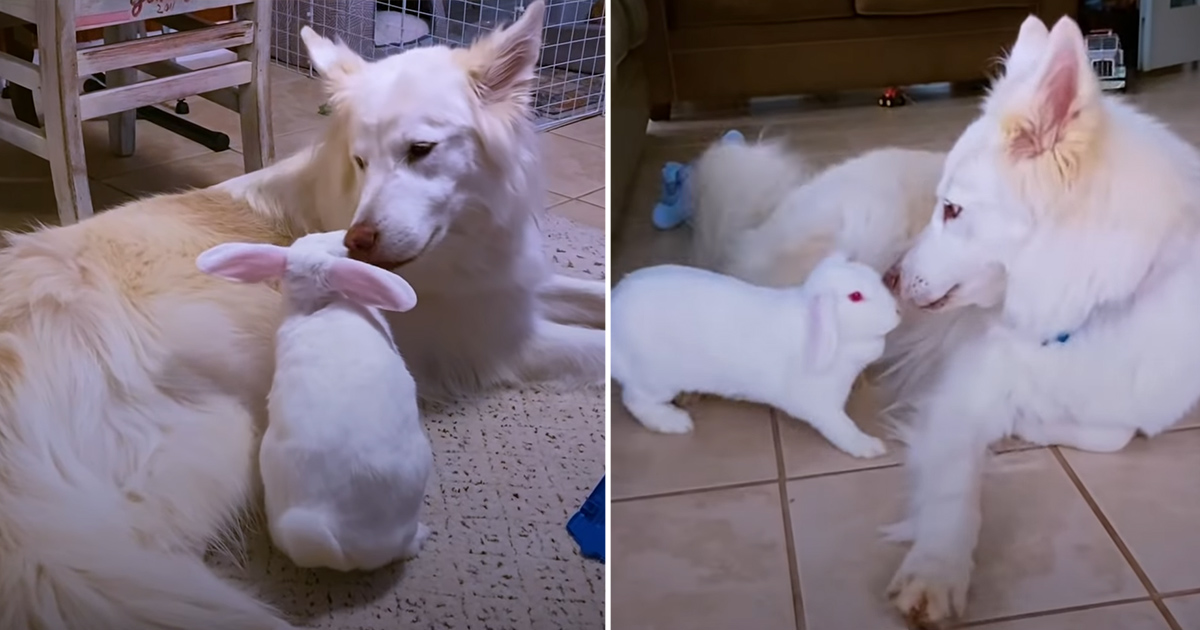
692, 15, 1200, 627
0, 3, 603, 629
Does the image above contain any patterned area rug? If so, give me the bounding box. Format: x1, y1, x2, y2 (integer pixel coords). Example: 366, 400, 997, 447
213, 212, 606, 629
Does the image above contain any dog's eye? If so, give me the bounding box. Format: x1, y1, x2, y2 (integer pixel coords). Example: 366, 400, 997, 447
942, 202, 962, 222
353, 156, 366, 170
407, 142, 437, 161
848, 291, 864, 302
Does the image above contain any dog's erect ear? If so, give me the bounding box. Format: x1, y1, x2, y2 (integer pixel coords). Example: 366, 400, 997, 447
461, 1, 545, 106
805, 292, 840, 373
197, 242, 289, 284
1001, 17, 1102, 170
1004, 15, 1050, 80
327, 258, 419, 313
300, 26, 366, 94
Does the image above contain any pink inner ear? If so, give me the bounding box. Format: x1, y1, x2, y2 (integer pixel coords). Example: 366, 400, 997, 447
1012, 25, 1085, 160
327, 258, 418, 313
1039, 51, 1079, 132
196, 243, 288, 284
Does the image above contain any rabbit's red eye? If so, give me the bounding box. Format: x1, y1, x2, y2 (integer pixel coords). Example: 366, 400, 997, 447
849, 291, 864, 302
942, 202, 962, 222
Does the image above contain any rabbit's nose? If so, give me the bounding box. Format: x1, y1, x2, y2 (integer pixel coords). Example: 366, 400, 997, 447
345, 224, 378, 255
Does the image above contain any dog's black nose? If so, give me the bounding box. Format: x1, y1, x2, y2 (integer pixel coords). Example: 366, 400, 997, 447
345, 224, 378, 255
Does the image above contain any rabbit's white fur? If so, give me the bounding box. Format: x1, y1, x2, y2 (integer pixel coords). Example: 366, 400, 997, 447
611, 254, 901, 458
198, 231, 433, 572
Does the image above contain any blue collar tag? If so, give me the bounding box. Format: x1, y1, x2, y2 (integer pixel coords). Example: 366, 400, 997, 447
1042, 332, 1071, 346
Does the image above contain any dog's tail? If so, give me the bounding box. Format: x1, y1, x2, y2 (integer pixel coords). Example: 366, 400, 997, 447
0, 452, 289, 630
690, 138, 813, 272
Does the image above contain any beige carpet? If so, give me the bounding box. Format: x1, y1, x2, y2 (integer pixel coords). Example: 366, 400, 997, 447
212, 212, 606, 629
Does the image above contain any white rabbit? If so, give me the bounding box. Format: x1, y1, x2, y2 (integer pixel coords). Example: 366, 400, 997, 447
196, 230, 434, 572
610, 252, 901, 458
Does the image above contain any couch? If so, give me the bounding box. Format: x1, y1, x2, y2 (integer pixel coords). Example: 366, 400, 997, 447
642, 0, 1077, 120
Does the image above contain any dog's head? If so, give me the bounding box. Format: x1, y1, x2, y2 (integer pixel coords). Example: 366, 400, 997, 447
299, 1, 545, 268
895, 16, 1188, 339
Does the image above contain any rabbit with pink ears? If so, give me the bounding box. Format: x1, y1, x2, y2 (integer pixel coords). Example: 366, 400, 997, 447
196, 230, 433, 572
611, 252, 901, 458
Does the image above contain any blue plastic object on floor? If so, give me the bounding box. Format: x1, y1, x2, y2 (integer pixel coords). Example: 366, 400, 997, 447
567, 477, 605, 562
651, 129, 746, 231
651, 162, 692, 230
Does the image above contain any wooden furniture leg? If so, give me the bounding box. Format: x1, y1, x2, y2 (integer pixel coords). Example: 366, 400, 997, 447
236, 0, 273, 172
3, 25, 39, 127
103, 23, 140, 158
38, 0, 92, 224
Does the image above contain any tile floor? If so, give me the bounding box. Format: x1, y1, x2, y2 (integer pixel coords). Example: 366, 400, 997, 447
0, 66, 606, 629
611, 66, 1200, 630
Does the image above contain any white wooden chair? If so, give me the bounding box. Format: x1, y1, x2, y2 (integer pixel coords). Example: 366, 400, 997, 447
0, 0, 274, 226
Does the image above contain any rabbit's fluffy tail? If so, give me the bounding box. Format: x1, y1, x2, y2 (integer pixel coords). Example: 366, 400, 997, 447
690, 138, 814, 272
0, 467, 290, 630
272, 507, 347, 571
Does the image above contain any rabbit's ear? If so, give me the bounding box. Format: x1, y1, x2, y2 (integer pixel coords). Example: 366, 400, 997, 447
197, 242, 288, 283
805, 292, 839, 373
327, 258, 418, 313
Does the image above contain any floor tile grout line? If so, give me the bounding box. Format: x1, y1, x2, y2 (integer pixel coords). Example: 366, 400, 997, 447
545, 129, 605, 151
784, 460, 904, 482
612, 439, 1074, 504
1161, 587, 1200, 599
611, 477, 780, 505
1050, 447, 1183, 630
771, 411, 806, 630
613, 457, 908, 505
958, 595, 1155, 627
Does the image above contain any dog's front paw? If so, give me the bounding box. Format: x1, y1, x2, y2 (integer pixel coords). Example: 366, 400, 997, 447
886, 552, 971, 629
840, 433, 888, 459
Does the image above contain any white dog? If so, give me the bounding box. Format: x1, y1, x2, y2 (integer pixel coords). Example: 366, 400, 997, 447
693, 14, 1200, 628
0, 3, 603, 629
885, 15, 1200, 625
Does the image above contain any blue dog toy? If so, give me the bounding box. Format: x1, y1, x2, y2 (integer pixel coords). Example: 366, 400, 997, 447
652, 129, 745, 230
567, 477, 605, 562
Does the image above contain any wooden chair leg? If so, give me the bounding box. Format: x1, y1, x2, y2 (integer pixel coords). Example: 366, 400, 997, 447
103, 24, 140, 158
236, 1, 274, 172
38, 0, 92, 225
3, 26, 40, 128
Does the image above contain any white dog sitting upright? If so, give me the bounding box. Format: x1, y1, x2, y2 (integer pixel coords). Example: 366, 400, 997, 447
197, 231, 434, 572
611, 253, 900, 458
884, 16, 1200, 626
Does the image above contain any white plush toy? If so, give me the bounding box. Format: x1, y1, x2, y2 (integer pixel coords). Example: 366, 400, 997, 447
610, 252, 900, 458
196, 230, 433, 571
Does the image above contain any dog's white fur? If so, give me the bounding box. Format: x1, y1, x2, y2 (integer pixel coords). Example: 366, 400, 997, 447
0, 3, 603, 628
611, 255, 900, 457
692, 15, 1200, 626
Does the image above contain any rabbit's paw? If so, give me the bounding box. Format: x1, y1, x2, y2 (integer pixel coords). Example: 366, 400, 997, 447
638, 406, 694, 434
839, 433, 888, 459
887, 551, 971, 629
